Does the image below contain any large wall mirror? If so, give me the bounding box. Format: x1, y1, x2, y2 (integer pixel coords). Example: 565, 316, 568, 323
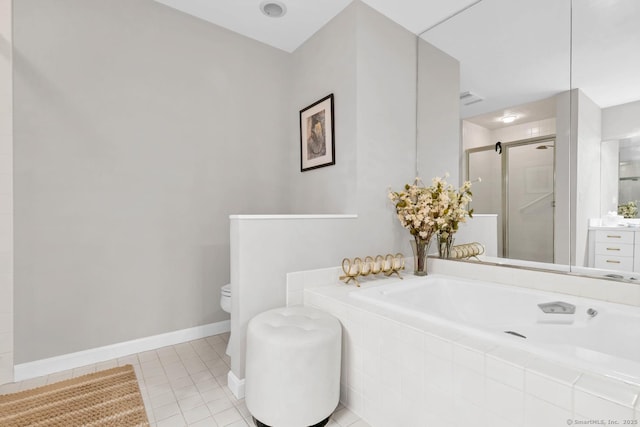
417, 0, 640, 283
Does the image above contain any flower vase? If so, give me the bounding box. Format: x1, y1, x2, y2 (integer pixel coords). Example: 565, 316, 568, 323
410, 236, 431, 276
437, 233, 454, 259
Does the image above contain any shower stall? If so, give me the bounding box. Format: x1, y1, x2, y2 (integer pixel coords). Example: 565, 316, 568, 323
466, 137, 555, 263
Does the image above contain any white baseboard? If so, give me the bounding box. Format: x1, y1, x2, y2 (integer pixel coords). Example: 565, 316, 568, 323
227, 370, 245, 399
14, 320, 230, 382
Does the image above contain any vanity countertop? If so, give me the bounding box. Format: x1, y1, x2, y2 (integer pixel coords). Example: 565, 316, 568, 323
588, 225, 637, 231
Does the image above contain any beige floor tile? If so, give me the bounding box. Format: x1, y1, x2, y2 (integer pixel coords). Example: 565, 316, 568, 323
0, 332, 366, 427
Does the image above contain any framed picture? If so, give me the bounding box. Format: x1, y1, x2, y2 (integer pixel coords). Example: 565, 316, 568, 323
300, 93, 335, 172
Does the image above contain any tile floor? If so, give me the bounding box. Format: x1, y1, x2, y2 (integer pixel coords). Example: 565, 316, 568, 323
0, 332, 369, 427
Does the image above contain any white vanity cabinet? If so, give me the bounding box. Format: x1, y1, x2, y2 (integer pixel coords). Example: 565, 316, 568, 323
587, 227, 636, 272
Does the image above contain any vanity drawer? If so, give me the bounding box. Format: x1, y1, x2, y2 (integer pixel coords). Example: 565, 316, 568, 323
595, 242, 634, 257
594, 255, 634, 272
594, 230, 634, 244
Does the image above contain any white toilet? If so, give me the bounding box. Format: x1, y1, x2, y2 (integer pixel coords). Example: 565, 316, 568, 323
220, 283, 233, 356
220, 283, 232, 314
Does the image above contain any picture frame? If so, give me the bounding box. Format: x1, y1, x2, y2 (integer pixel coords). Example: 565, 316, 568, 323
300, 93, 335, 172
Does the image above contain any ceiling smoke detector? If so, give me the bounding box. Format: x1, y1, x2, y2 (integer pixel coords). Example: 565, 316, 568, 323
260, 1, 287, 18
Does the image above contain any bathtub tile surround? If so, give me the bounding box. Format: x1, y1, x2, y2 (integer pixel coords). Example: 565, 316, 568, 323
486, 347, 535, 391
286, 267, 344, 307
291, 265, 640, 426
524, 394, 572, 427
524, 358, 580, 410
574, 374, 640, 419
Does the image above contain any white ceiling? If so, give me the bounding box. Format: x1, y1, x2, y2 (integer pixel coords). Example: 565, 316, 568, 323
154, 0, 350, 53
421, 0, 570, 121
465, 96, 557, 131
153, 0, 480, 53
154, 0, 640, 129
421, 0, 640, 124
571, 0, 640, 109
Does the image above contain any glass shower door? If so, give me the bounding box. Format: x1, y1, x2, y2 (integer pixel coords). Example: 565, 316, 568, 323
468, 148, 503, 256
505, 140, 555, 262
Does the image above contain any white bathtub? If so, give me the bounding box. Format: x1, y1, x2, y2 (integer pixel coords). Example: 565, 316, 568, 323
349, 274, 640, 385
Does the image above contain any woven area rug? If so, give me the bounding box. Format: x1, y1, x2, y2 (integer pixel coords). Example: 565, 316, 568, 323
0, 364, 149, 427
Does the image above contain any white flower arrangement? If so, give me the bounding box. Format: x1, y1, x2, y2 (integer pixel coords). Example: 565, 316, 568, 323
388, 174, 474, 242
618, 201, 638, 219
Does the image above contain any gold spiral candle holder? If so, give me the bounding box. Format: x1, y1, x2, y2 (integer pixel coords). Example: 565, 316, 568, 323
339, 253, 405, 287
449, 242, 485, 260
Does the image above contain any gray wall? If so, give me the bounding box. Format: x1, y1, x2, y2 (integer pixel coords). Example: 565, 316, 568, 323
230, 1, 419, 381
555, 90, 572, 265
354, 2, 418, 253
13, 0, 291, 363
0, 0, 13, 384
417, 40, 460, 184
602, 99, 640, 141
562, 89, 603, 266
288, 1, 417, 255
13, 0, 423, 365
288, 3, 358, 214
574, 90, 602, 266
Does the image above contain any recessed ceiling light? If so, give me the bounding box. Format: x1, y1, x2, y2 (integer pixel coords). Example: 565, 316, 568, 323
501, 115, 518, 124
260, 1, 287, 18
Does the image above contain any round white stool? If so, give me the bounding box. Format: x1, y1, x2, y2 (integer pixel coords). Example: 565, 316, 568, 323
245, 306, 342, 427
